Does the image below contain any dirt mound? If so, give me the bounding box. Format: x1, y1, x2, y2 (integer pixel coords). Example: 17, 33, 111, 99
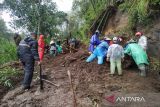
1, 48, 160, 107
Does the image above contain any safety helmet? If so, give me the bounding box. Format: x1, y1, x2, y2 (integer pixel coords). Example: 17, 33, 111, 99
118, 37, 123, 42
95, 30, 100, 34
113, 37, 118, 41
50, 40, 55, 45
104, 36, 111, 40
135, 32, 142, 36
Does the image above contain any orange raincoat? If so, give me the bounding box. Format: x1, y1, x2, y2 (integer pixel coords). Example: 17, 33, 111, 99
38, 35, 45, 61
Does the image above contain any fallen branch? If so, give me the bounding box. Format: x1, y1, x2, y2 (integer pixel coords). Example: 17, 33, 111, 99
65, 56, 77, 60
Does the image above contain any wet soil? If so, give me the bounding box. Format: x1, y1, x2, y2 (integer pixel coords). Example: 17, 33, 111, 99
0, 48, 160, 107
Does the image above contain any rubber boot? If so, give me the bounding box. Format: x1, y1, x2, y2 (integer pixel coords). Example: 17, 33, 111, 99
138, 64, 146, 77
140, 69, 146, 77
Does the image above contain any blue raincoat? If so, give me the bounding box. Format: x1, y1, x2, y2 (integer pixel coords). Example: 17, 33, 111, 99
89, 34, 101, 52
86, 41, 109, 64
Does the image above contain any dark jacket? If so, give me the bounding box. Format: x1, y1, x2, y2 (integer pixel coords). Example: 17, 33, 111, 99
18, 37, 39, 61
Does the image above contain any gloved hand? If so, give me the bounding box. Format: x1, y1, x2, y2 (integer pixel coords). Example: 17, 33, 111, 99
106, 57, 109, 62
122, 58, 124, 62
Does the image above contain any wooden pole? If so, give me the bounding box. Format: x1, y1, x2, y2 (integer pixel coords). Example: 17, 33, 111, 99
39, 64, 44, 90
67, 70, 77, 107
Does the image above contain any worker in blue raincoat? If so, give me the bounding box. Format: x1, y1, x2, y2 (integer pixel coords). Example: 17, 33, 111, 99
89, 30, 101, 53
86, 40, 109, 64
124, 39, 149, 77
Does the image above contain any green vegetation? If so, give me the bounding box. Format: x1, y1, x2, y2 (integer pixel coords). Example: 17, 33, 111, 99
69, 0, 160, 42
0, 18, 19, 88
0, 34, 18, 88
0, 18, 17, 65
119, 0, 160, 30
0, 67, 20, 88
69, 0, 120, 42
3, 0, 67, 36
0, 38, 17, 65
148, 57, 160, 72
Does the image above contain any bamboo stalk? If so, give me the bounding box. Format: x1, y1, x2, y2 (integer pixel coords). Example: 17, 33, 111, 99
101, 8, 112, 33
97, 7, 109, 32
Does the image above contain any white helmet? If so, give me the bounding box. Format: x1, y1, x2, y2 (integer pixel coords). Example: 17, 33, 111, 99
113, 37, 118, 41
95, 30, 100, 34
104, 36, 111, 40
50, 40, 55, 45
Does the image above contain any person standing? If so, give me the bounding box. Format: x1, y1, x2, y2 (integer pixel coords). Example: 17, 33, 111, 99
49, 39, 57, 57
69, 38, 76, 53
135, 32, 147, 51
18, 32, 40, 90
107, 37, 124, 76
56, 40, 63, 54
38, 34, 45, 62
89, 30, 101, 54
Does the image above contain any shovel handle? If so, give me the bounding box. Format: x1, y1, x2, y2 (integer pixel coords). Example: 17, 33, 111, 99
39, 64, 44, 90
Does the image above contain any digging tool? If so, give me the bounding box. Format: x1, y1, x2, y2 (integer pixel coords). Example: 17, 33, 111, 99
67, 70, 77, 107
39, 64, 44, 90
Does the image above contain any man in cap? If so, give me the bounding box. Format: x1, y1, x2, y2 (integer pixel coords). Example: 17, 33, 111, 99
135, 32, 147, 51
18, 32, 40, 90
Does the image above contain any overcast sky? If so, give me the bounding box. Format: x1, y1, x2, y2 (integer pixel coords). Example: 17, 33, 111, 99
0, 0, 73, 31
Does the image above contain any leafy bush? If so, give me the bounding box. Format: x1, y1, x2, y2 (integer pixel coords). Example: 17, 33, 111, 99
0, 67, 20, 88
0, 37, 17, 65
119, 0, 160, 29
0, 37, 21, 88
148, 57, 160, 72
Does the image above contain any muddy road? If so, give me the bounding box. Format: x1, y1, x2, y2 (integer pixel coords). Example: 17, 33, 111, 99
1, 49, 160, 107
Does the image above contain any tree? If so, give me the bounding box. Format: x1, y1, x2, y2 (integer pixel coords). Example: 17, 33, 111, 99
0, 18, 13, 39
3, 0, 67, 36
0, 18, 8, 36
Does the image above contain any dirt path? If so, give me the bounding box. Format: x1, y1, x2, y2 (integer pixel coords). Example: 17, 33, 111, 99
1, 49, 160, 107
